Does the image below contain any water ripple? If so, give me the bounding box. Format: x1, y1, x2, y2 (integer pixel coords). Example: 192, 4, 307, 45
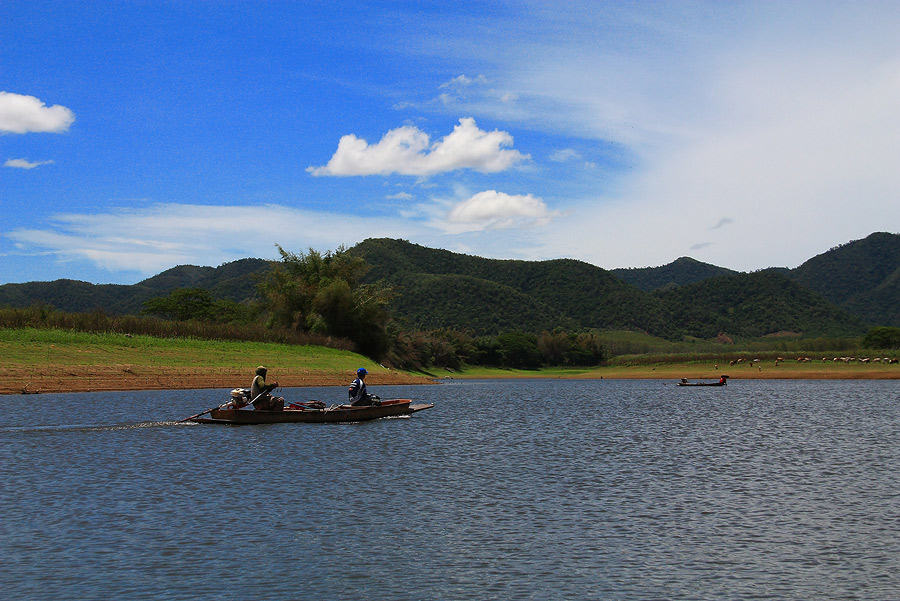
2, 380, 899, 600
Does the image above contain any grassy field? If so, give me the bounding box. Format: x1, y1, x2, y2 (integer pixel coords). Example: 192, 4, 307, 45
450, 358, 900, 381
0, 328, 430, 394
2, 327, 898, 395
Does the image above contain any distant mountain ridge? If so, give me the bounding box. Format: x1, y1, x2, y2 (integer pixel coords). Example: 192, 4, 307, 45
0, 258, 269, 315
610, 232, 899, 328
350, 238, 863, 338
350, 238, 669, 335
612, 257, 737, 292
787, 232, 900, 328
0, 233, 896, 337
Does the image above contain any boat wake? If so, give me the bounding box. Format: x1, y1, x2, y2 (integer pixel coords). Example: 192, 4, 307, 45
0, 421, 185, 434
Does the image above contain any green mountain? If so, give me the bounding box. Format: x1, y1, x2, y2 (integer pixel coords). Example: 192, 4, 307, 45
787, 232, 900, 327
0, 258, 269, 315
606, 232, 900, 327
654, 271, 865, 338
138, 258, 270, 301
612, 257, 737, 292
0, 236, 888, 338
351, 238, 670, 336
350, 238, 863, 339
0, 279, 150, 315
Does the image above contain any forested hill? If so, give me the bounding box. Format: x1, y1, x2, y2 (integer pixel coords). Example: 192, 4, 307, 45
350, 238, 864, 338
787, 232, 900, 328
612, 257, 736, 292
350, 238, 670, 336
653, 271, 864, 339
0, 258, 269, 315
605, 231, 900, 327
1, 235, 894, 337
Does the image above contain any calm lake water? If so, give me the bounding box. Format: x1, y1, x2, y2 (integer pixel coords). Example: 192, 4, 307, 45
2, 379, 899, 600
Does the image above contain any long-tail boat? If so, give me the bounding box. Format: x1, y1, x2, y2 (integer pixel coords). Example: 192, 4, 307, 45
188, 398, 433, 425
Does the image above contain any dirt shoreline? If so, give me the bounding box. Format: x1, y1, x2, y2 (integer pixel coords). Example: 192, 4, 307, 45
3, 362, 898, 395
1, 365, 433, 396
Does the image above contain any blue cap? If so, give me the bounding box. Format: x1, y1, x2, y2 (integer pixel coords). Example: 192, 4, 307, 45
357, 367, 368, 376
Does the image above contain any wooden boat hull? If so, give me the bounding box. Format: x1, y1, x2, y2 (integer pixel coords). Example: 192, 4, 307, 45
677, 382, 727, 386
194, 399, 433, 424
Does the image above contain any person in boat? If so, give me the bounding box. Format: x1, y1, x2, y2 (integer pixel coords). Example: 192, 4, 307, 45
348, 367, 380, 406
718, 375, 728, 385
251, 365, 282, 411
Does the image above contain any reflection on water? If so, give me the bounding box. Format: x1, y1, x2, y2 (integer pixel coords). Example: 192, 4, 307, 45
2, 380, 899, 600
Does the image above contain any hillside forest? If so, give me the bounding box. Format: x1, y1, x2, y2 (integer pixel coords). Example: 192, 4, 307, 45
1, 232, 899, 371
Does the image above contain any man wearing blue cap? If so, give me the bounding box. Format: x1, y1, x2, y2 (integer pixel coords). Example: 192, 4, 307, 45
348, 367, 380, 406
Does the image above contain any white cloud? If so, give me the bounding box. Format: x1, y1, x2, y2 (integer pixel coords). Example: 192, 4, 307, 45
0, 92, 75, 134
6, 203, 422, 276
439, 74, 487, 89
441, 190, 560, 234
386, 191, 414, 200
4, 196, 563, 278
5, 158, 55, 169
307, 117, 529, 176
549, 148, 582, 162
442, 2, 900, 271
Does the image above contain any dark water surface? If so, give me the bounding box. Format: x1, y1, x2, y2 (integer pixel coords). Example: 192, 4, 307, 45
2, 379, 899, 600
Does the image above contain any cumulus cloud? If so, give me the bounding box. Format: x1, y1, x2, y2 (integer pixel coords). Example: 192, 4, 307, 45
0, 92, 75, 134
441, 190, 560, 234
307, 117, 529, 177
448, 2, 900, 271
5, 158, 54, 169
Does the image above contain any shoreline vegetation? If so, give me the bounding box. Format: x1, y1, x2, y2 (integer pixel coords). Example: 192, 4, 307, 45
3, 328, 898, 395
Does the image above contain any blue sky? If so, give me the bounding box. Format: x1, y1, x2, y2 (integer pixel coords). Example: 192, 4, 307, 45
2, 1, 899, 285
